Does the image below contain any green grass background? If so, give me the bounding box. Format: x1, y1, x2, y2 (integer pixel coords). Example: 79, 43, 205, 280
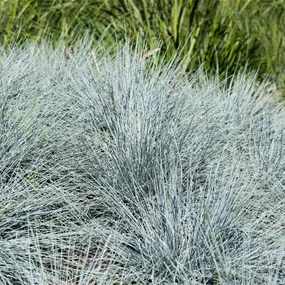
1, 0, 285, 100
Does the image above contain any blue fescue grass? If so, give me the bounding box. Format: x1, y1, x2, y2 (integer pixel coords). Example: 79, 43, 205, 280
0, 39, 284, 284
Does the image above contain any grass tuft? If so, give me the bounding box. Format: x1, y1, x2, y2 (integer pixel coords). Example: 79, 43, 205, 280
0, 39, 284, 284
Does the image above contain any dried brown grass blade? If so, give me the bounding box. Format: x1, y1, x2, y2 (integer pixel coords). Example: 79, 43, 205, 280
92, 52, 104, 79
141, 48, 160, 63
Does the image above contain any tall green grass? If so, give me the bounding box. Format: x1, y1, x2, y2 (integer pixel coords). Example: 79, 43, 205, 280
0, 0, 284, 99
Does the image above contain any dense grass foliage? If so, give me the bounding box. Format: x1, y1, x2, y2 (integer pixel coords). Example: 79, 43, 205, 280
0, 0, 285, 100
0, 40, 285, 284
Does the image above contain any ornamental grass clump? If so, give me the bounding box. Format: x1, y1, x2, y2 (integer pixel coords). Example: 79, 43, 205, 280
0, 39, 284, 284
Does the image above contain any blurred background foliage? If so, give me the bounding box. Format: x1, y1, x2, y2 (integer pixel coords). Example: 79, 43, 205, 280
0, 0, 284, 100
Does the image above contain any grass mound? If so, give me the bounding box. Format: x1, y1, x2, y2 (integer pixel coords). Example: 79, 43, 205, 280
0, 40, 284, 284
